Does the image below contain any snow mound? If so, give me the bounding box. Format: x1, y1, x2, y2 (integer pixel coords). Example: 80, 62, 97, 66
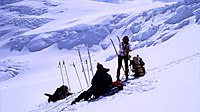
0, 60, 29, 82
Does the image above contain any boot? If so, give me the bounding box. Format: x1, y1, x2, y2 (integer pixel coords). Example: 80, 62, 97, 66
125, 69, 129, 81
116, 69, 121, 81
71, 99, 78, 105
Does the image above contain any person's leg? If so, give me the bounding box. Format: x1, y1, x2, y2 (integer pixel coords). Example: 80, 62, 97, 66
84, 88, 93, 100
71, 88, 92, 105
124, 56, 129, 80
71, 91, 87, 104
117, 56, 123, 81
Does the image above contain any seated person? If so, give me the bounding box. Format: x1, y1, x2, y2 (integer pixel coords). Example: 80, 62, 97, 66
71, 63, 123, 105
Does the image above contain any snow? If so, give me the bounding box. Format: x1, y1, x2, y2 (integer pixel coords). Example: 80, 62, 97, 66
165, 5, 194, 24
0, 0, 200, 112
184, 0, 196, 4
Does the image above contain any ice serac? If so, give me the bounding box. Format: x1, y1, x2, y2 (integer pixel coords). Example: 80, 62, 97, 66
1, 0, 200, 53
165, 5, 194, 24
0, 0, 23, 6
194, 8, 200, 24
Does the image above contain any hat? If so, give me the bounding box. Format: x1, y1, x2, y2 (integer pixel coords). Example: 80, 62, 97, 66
96, 63, 110, 72
97, 63, 103, 70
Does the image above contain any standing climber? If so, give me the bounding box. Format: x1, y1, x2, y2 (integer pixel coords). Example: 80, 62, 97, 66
116, 36, 132, 81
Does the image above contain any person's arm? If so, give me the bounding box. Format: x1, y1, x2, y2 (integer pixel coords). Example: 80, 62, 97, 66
124, 43, 132, 53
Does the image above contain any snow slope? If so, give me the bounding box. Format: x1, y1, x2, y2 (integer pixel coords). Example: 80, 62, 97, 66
27, 22, 200, 112
0, 0, 200, 112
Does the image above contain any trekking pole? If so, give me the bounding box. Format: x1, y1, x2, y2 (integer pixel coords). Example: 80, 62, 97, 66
77, 48, 89, 87
62, 60, 71, 92
85, 60, 91, 83
72, 62, 83, 91
87, 47, 94, 77
58, 61, 65, 85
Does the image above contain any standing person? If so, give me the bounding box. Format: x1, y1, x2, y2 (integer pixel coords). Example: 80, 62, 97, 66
117, 36, 132, 81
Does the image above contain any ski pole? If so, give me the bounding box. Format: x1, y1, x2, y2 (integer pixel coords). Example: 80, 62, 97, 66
85, 60, 91, 83
73, 62, 83, 91
77, 48, 89, 87
58, 61, 65, 85
62, 60, 71, 92
87, 47, 94, 77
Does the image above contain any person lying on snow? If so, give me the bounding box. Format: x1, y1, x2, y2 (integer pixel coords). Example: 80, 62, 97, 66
44, 85, 72, 103
130, 54, 146, 77
71, 63, 124, 105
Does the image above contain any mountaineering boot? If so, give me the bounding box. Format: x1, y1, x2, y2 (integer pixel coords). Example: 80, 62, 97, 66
116, 69, 121, 81
71, 100, 76, 105
124, 69, 129, 81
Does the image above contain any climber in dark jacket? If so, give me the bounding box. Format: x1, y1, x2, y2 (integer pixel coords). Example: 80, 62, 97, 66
71, 63, 112, 104
91, 63, 112, 98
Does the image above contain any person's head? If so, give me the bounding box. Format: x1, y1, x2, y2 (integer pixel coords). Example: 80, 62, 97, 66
96, 63, 110, 72
97, 63, 103, 70
122, 36, 129, 44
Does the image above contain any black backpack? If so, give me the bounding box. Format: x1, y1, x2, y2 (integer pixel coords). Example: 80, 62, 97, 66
44, 85, 72, 102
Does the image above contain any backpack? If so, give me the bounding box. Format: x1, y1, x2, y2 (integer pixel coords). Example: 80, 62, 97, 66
44, 85, 72, 102
130, 56, 146, 77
